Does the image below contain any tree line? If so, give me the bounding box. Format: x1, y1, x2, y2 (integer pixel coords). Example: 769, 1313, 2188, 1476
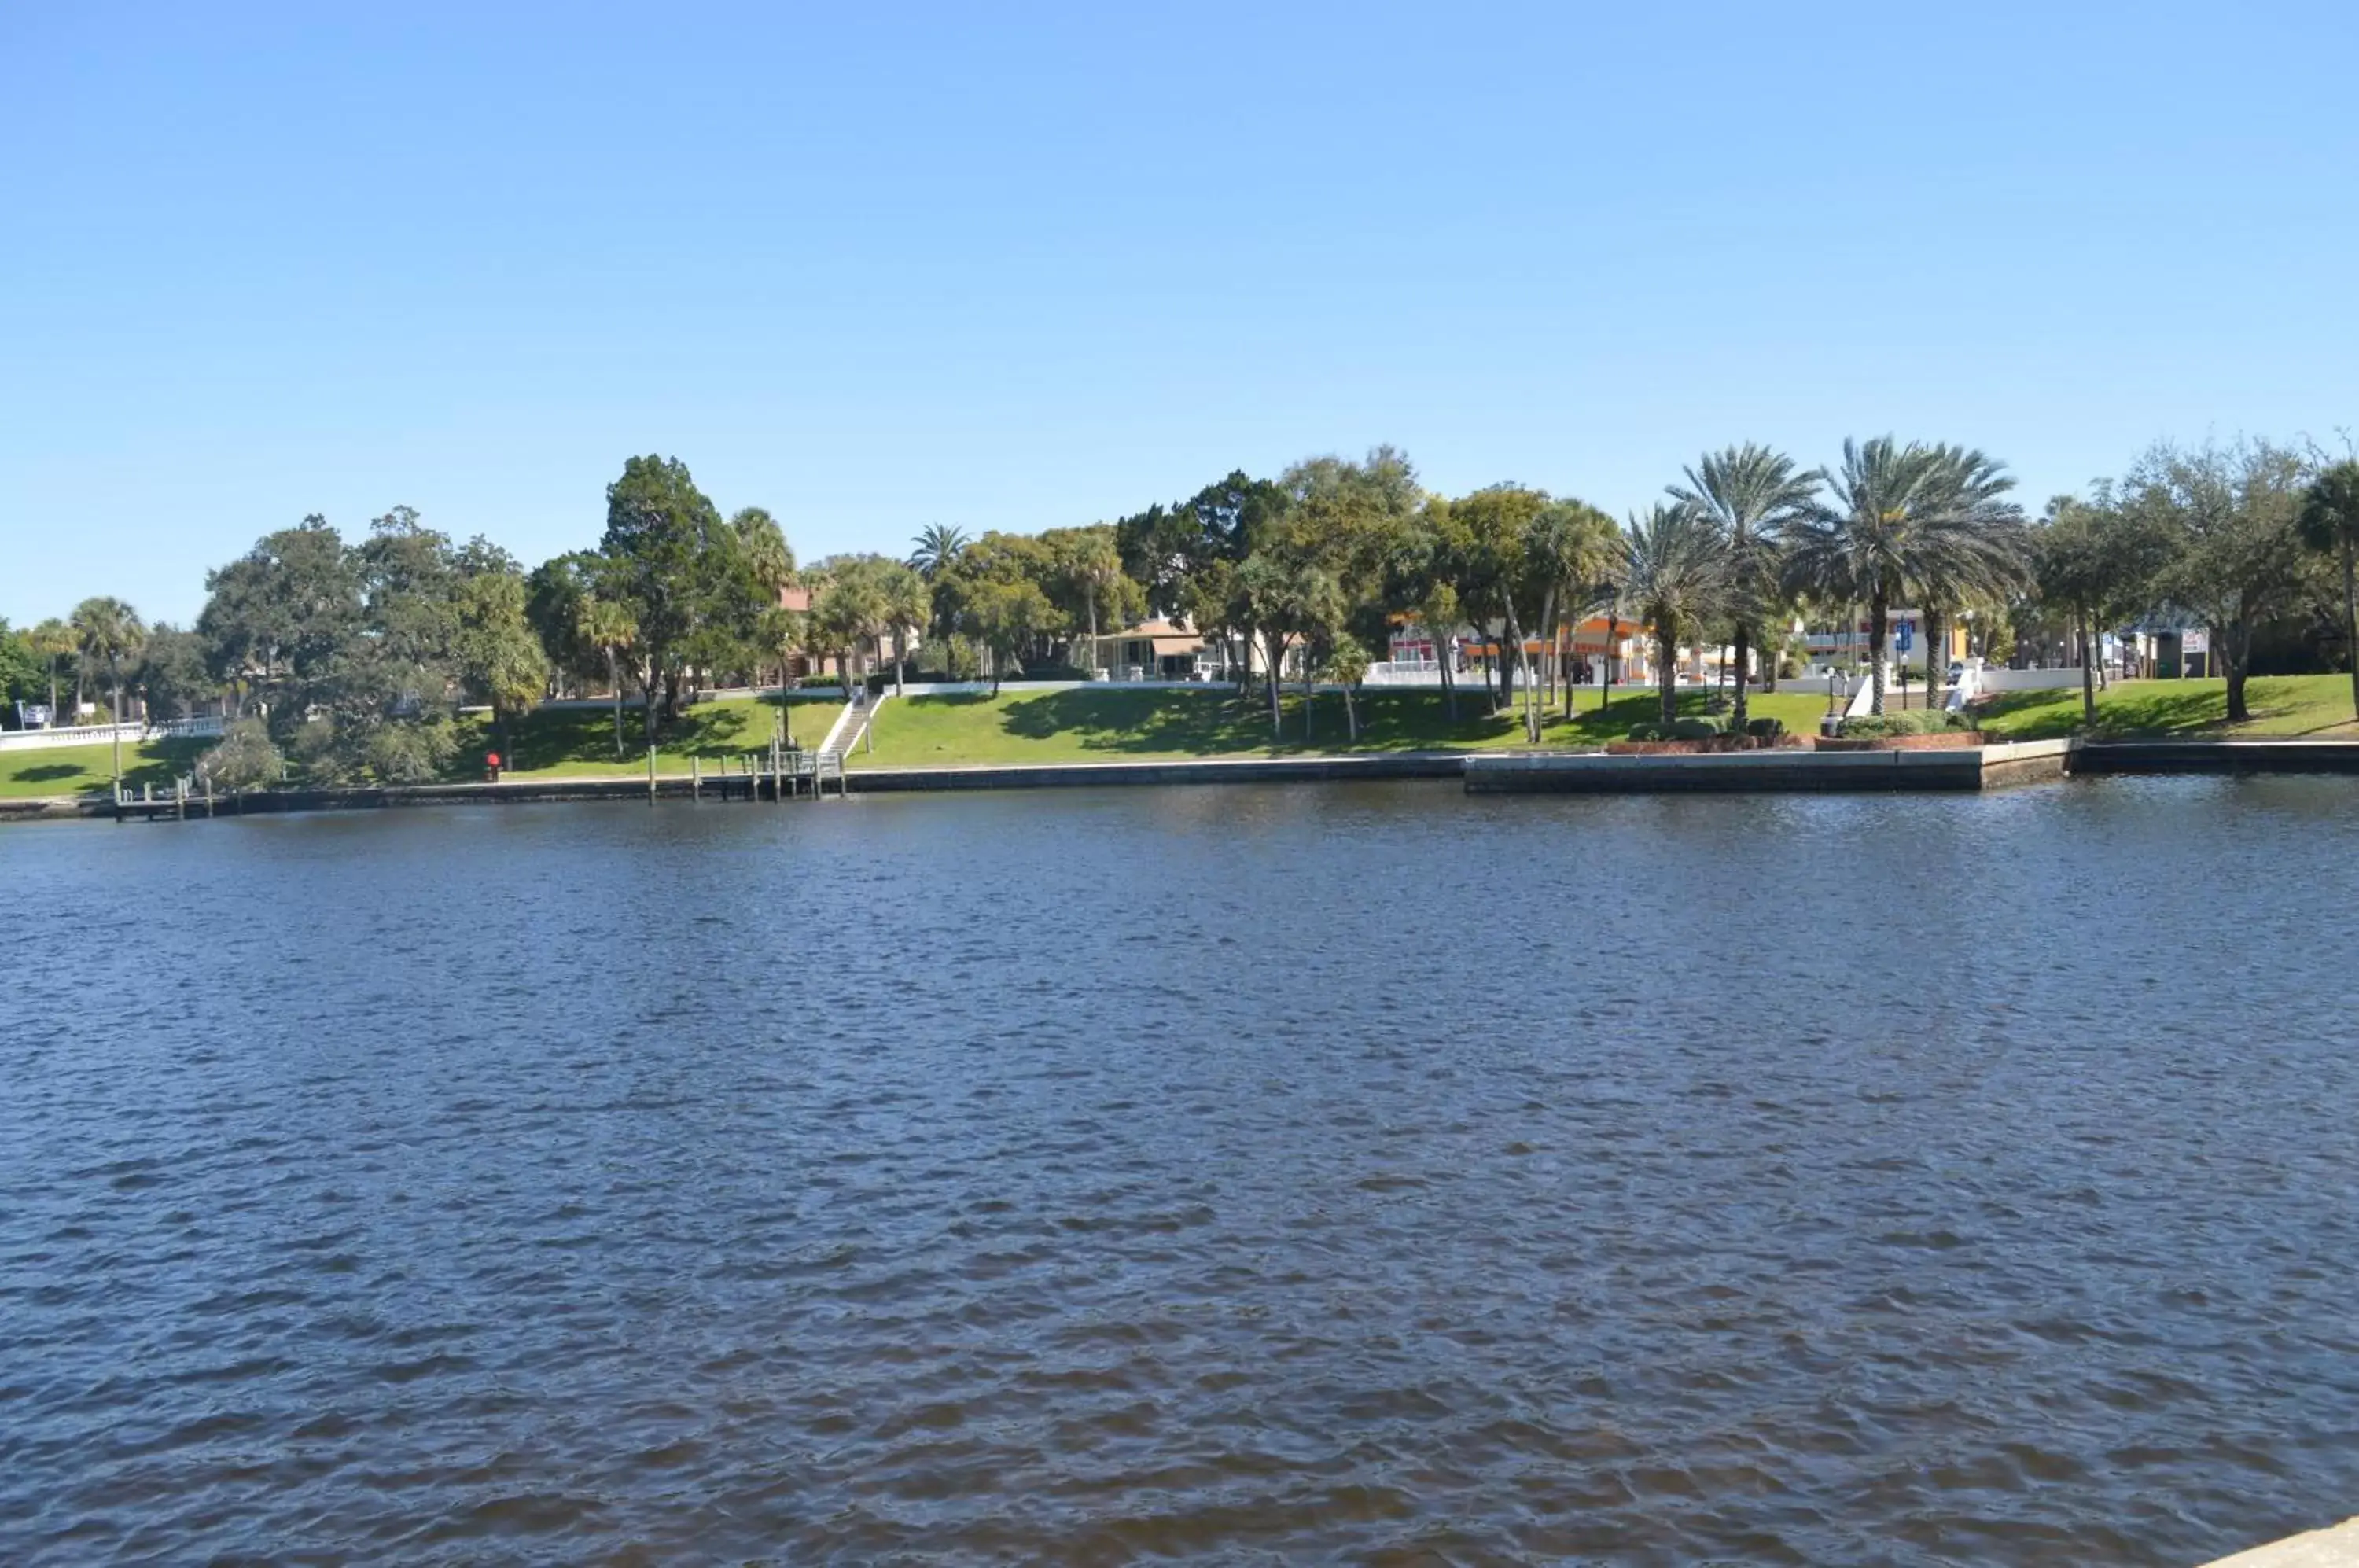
5, 437, 2356, 779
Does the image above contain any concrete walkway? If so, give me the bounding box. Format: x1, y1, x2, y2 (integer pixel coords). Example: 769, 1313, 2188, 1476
2205, 1518, 2359, 1566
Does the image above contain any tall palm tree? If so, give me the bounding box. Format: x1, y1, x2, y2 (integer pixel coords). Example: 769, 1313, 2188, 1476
878, 562, 929, 696
574, 594, 639, 757
1621, 504, 1730, 726
2299, 461, 2359, 723
1523, 499, 1621, 739
731, 507, 797, 601
1668, 444, 1818, 729
1787, 438, 2026, 716
28, 617, 72, 720
70, 597, 144, 724
907, 524, 971, 581
1914, 445, 2027, 709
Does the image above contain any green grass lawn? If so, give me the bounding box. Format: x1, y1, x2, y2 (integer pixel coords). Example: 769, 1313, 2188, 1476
0, 738, 218, 799
0, 696, 847, 798
849, 686, 1838, 767
24, 678, 2339, 798
1975, 675, 2359, 741
456, 694, 845, 778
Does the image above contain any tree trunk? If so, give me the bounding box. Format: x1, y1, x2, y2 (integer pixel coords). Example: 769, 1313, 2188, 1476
2224, 617, 2250, 722
1438, 644, 1457, 722
1344, 685, 1359, 741
893, 630, 907, 697
1529, 591, 1555, 744
641, 657, 658, 749
1657, 631, 1678, 725
1924, 605, 1945, 712
47, 657, 58, 717
2077, 608, 2096, 727
1731, 622, 1751, 731
1603, 618, 1618, 711
1868, 596, 1890, 715
2344, 538, 2358, 723
608, 648, 624, 757
1261, 628, 1284, 736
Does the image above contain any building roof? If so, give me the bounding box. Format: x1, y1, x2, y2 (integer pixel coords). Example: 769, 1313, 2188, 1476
1103, 617, 1206, 655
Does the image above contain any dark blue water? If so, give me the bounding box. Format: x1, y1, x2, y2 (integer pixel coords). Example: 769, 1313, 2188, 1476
3, 778, 2356, 1565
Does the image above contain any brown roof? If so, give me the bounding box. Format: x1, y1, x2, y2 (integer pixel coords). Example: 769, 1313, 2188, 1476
778, 585, 811, 613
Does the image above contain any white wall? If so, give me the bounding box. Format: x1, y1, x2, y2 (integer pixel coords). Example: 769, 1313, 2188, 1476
0, 718, 223, 753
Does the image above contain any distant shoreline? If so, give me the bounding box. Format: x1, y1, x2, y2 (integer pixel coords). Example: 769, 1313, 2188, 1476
9, 738, 2359, 826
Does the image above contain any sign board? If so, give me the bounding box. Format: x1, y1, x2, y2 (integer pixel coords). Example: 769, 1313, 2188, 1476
2181, 628, 2210, 656
1895, 621, 1914, 653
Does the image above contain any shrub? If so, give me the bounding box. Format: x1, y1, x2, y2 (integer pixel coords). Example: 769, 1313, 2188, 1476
365, 717, 458, 783
1839, 708, 1978, 738
1625, 723, 1664, 741
1744, 716, 1786, 739
195, 718, 282, 791
1669, 716, 1723, 739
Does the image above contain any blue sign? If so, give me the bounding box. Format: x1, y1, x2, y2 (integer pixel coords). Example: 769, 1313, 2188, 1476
1896, 622, 1914, 653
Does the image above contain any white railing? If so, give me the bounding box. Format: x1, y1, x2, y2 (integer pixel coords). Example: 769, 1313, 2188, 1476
0, 716, 224, 753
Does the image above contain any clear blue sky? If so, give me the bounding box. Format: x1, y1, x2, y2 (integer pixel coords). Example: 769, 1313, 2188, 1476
3, 2, 2353, 626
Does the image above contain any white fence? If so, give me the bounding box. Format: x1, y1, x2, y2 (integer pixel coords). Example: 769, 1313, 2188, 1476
0, 716, 224, 753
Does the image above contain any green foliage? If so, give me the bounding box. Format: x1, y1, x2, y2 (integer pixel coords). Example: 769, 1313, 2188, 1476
1622, 502, 1732, 722
1669, 716, 1724, 738
195, 718, 282, 790
0, 619, 41, 712
364, 716, 459, 782
1743, 716, 1786, 738
907, 523, 971, 583
1784, 437, 2026, 713
1838, 708, 1972, 737
596, 455, 773, 729
133, 624, 215, 719
2125, 438, 2313, 719
70, 595, 145, 721
451, 567, 547, 721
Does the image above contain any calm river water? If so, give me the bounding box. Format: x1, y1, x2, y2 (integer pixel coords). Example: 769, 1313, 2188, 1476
3, 779, 2357, 1566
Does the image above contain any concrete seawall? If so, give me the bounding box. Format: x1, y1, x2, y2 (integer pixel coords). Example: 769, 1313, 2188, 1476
14, 737, 2359, 825
2073, 741, 2359, 775
845, 753, 1467, 793
1463, 740, 2075, 793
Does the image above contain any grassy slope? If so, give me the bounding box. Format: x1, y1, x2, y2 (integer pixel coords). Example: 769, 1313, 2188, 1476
1975, 674, 2359, 741
0, 738, 214, 799
453, 695, 845, 778
851, 686, 1838, 768
20, 678, 2345, 797
0, 696, 845, 798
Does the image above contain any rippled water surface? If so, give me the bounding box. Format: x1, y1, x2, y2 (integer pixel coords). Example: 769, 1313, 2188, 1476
4, 778, 2358, 1566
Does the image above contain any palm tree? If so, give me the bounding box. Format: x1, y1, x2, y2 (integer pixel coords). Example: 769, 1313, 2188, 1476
731, 507, 797, 601
574, 595, 639, 757
1524, 499, 1621, 734
28, 617, 72, 720
2299, 461, 2359, 723
70, 597, 144, 725
1913, 445, 2027, 709
878, 562, 929, 696
1792, 439, 2027, 716
907, 524, 971, 581
1668, 444, 1818, 730
1621, 504, 1730, 726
